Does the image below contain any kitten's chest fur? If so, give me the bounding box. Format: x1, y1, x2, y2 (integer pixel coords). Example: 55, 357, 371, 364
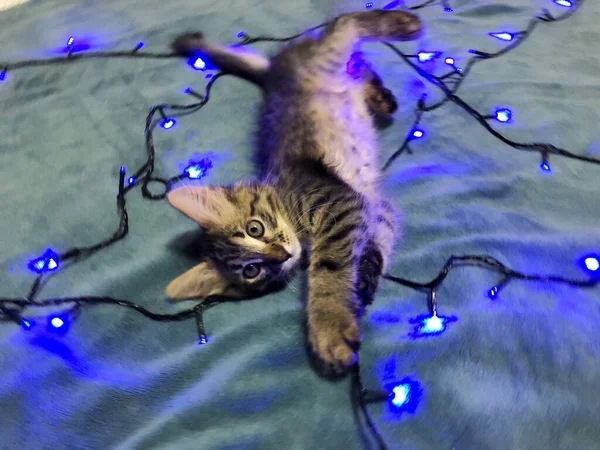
263, 82, 381, 204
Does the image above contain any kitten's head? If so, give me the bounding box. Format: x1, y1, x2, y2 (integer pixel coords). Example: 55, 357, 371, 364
165, 182, 302, 300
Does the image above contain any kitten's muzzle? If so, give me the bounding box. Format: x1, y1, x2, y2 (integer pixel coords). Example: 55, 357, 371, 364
264, 244, 292, 264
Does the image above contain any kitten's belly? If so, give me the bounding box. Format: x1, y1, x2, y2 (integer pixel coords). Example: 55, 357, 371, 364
310, 88, 380, 199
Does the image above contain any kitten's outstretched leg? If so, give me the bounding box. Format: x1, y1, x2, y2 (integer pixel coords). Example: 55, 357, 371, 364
300, 10, 422, 80
305, 203, 371, 373
171, 32, 270, 86
307, 253, 362, 373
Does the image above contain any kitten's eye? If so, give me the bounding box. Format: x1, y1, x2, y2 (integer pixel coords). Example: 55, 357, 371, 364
246, 220, 265, 238
242, 263, 261, 279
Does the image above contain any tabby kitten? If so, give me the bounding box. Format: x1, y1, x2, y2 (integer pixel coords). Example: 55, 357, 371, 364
167, 10, 422, 372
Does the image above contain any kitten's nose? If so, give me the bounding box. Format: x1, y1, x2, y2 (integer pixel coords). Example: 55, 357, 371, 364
265, 244, 292, 263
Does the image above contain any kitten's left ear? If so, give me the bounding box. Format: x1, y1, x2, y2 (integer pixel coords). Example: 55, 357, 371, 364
167, 185, 236, 229
165, 260, 230, 300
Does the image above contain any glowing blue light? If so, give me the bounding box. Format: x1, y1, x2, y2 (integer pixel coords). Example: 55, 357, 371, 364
409, 313, 457, 339
540, 162, 551, 172
412, 129, 424, 139
21, 319, 35, 330
422, 315, 444, 333
444, 7, 453, 12
136, 42, 144, 50
489, 32, 514, 42
487, 286, 498, 299
237, 31, 245, 38
495, 108, 512, 123
128, 176, 136, 185
386, 377, 423, 414
28, 249, 60, 274
67, 37, 74, 46
185, 165, 203, 179
584, 257, 599, 272
120, 165, 126, 174
366, 1, 374, 7
417, 51, 442, 63
392, 384, 410, 407
161, 118, 176, 130
554, 0, 572, 6
184, 161, 211, 179
47, 314, 70, 334
50, 317, 65, 329
0, 70, 6, 81
198, 336, 208, 345
445, 57, 455, 65
191, 57, 206, 70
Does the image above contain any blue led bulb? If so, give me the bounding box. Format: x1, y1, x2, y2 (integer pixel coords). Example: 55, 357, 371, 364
392, 384, 410, 407
366, 1, 374, 7
386, 377, 423, 414
495, 108, 512, 123
417, 51, 442, 63
28, 249, 60, 274
489, 32, 514, 42
50, 317, 65, 329
584, 256, 600, 272
487, 286, 498, 299
554, 0, 572, 6
422, 315, 444, 333
21, 319, 35, 330
412, 129, 424, 139
185, 165, 203, 179
47, 314, 70, 335
445, 57, 455, 65
128, 176, 136, 185
184, 163, 207, 179
237, 31, 245, 38
67, 37, 74, 46
540, 162, 551, 172
189, 56, 206, 71
161, 118, 176, 130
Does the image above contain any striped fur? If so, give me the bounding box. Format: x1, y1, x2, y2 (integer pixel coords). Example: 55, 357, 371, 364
167, 10, 422, 372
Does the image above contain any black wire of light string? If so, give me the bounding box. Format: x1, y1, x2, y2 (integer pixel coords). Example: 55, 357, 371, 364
135, 72, 230, 200
381, 1, 593, 171
1, 49, 178, 73
0, 150, 224, 338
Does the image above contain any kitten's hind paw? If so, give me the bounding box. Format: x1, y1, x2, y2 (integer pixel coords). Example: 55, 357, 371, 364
308, 307, 362, 374
171, 32, 206, 56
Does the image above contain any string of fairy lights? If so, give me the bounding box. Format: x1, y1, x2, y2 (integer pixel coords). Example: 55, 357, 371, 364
0, 1, 597, 449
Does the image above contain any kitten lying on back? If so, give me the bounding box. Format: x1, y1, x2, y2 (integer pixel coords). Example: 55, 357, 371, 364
167, 10, 422, 373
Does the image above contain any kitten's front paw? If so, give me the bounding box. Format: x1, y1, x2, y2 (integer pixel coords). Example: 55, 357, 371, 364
308, 307, 361, 373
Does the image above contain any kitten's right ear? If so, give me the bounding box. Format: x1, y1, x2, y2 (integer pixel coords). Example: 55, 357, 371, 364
167, 186, 236, 229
